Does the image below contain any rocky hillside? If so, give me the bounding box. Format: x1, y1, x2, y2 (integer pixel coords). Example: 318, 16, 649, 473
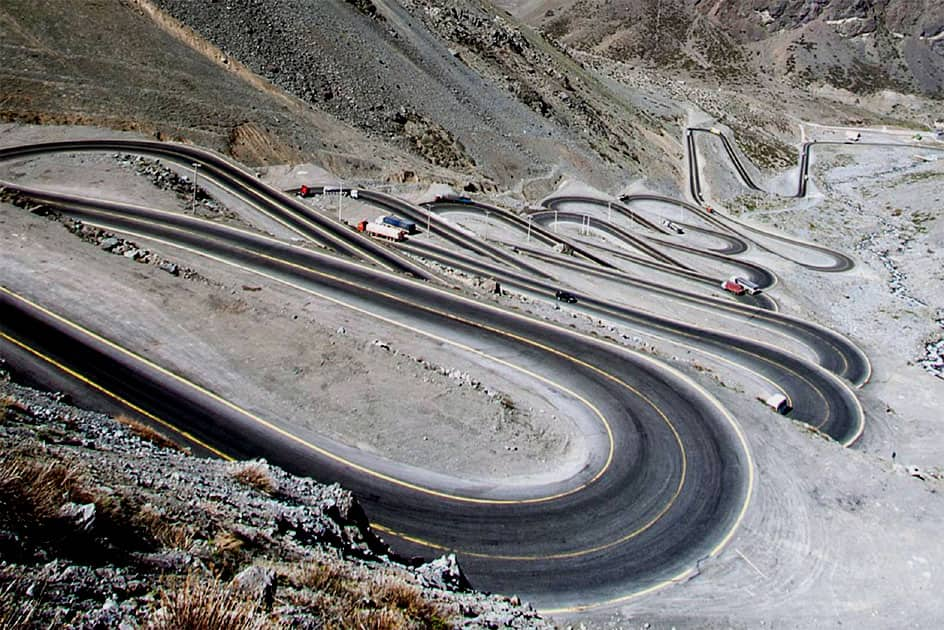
144, 0, 681, 191
0, 0, 690, 194
502, 0, 944, 97
0, 377, 549, 628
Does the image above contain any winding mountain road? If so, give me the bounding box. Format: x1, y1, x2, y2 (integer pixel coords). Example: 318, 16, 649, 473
0, 138, 870, 611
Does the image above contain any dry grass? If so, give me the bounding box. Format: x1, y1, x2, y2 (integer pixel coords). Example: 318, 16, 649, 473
292, 561, 351, 598
209, 530, 250, 578
0, 455, 85, 523
373, 577, 445, 623
213, 531, 245, 555
0, 580, 37, 629
0, 396, 29, 422
284, 561, 451, 629
229, 461, 278, 495
115, 414, 186, 452
148, 572, 270, 630
138, 503, 194, 550
0, 451, 179, 557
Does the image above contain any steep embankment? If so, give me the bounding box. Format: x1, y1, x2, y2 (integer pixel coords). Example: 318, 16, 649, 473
144, 0, 683, 191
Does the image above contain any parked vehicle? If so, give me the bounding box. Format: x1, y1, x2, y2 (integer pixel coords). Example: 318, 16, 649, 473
356, 220, 407, 242
298, 184, 313, 197
732, 276, 761, 295
379, 215, 417, 234
721, 278, 746, 295
555, 290, 578, 304
846, 131, 861, 142
661, 219, 684, 234
434, 194, 473, 204
763, 393, 792, 415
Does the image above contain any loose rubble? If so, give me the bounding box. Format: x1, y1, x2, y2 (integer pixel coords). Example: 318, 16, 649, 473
918, 314, 944, 380
113, 153, 244, 225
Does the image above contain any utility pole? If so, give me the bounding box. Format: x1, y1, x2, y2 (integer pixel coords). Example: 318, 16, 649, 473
484, 211, 490, 242
337, 179, 343, 222
608, 201, 612, 224
426, 209, 432, 237
554, 210, 558, 234
191, 163, 201, 213
527, 215, 532, 242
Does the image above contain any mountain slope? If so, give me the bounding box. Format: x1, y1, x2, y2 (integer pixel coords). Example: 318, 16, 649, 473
500, 0, 944, 97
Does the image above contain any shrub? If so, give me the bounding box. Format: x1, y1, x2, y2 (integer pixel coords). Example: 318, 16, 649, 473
115, 414, 186, 452
371, 576, 449, 629
283, 561, 451, 629
0, 455, 83, 523
148, 572, 269, 630
0, 396, 29, 422
229, 461, 278, 495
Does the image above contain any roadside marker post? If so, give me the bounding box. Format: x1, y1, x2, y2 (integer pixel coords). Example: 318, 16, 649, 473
191, 163, 200, 213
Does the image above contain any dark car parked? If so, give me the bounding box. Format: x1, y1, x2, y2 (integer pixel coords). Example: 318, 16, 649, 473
555, 290, 578, 304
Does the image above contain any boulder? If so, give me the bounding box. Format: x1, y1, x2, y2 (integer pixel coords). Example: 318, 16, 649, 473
232, 565, 276, 608
416, 553, 470, 591
100, 237, 120, 251
58, 502, 96, 531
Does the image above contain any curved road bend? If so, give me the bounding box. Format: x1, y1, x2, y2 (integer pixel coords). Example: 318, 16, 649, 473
683, 130, 944, 272
405, 234, 866, 394
522, 209, 687, 270
424, 198, 614, 269
543, 195, 668, 235
496, 239, 778, 312
627, 184, 855, 273
0, 243, 752, 612
0, 140, 870, 606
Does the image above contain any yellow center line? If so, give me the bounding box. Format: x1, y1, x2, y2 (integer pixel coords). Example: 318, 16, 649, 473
0, 328, 232, 461
105, 224, 686, 492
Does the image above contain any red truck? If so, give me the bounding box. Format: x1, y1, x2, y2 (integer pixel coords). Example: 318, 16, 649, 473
721, 278, 746, 295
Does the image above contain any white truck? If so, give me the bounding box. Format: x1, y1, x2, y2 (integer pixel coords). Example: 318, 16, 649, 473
762, 393, 792, 415
356, 219, 406, 242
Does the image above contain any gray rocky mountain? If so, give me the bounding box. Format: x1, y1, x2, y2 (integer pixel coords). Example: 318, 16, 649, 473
501, 0, 944, 96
